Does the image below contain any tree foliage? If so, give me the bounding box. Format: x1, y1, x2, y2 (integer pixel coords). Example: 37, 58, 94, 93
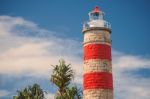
50, 59, 82, 99
13, 59, 82, 99
13, 83, 44, 99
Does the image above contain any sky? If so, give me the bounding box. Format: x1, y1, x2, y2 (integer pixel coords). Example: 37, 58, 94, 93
0, 0, 150, 99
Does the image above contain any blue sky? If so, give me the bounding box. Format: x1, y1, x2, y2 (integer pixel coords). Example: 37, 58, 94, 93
0, 0, 150, 99
1, 0, 150, 55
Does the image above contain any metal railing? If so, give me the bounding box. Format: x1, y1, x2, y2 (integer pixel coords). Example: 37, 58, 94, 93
83, 20, 111, 30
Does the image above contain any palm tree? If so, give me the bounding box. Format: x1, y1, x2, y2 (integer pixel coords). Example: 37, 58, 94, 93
13, 83, 44, 99
65, 86, 82, 99
50, 59, 82, 99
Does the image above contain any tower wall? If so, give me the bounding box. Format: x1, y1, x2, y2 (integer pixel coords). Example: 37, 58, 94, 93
83, 27, 113, 99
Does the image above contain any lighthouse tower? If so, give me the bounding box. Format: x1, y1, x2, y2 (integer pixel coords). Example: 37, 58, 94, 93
82, 6, 113, 99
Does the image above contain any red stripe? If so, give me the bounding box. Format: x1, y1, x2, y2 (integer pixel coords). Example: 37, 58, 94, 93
83, 72, 113, 90
84, 44, 111, 60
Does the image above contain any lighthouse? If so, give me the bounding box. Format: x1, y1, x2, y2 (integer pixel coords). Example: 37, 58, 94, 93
82, 6, 113, 99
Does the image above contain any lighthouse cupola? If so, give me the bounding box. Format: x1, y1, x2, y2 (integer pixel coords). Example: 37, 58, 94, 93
83, 6, 111, 31
89, 6, 103, 20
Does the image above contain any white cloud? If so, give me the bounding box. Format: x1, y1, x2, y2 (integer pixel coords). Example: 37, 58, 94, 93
0, 15, 82, 78
44, 93, 55, 99
0, 90, 10, 97
0, 16, 36, 36
0, 15, 150, 99
113, 54, 150, 70
113, 51, 150, 99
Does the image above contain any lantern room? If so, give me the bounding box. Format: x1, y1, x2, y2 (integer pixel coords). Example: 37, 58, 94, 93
83, 6, 111, 30
89, 6, 103, 20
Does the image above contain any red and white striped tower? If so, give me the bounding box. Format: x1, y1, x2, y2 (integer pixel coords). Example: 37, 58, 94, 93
82, 6, 113, 99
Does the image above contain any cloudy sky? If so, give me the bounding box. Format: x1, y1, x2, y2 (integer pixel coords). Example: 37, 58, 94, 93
0, 0, 150, 99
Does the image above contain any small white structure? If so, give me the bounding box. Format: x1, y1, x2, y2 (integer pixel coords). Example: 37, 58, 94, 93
83, 6, 111, 30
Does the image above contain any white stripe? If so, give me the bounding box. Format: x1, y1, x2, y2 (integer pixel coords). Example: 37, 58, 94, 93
84, 89, 113, 99
83, 30, 111, 45
84, 59, 112, 73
